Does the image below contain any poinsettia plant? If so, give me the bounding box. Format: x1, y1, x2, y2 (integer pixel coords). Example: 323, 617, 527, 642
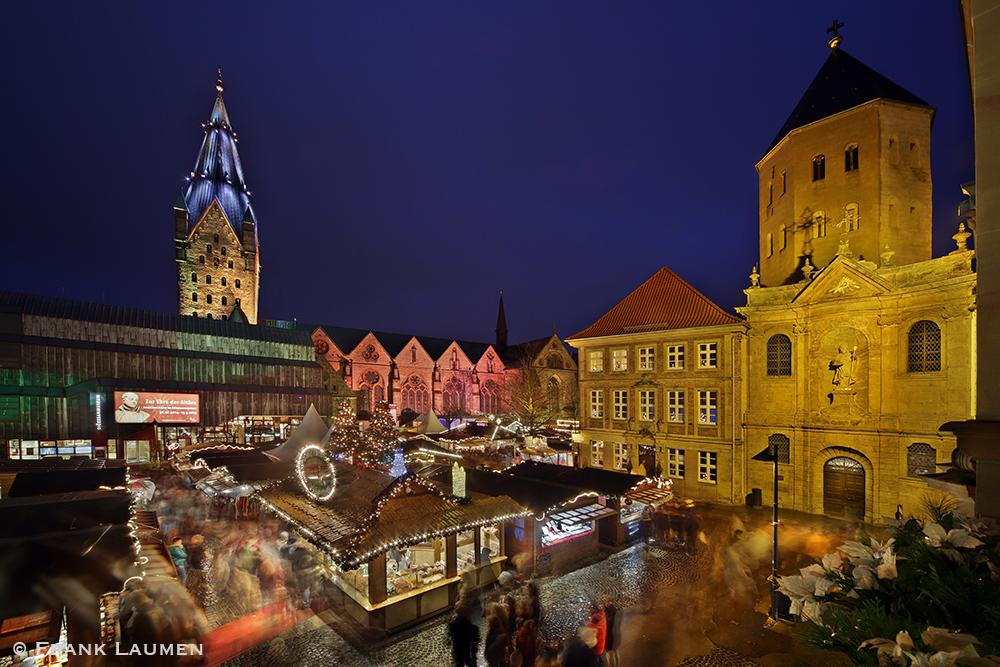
777, 509, 1000, 665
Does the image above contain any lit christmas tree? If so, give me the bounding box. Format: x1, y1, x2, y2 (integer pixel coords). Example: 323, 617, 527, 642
329, 399, 361, 459
360, 401, 399, 467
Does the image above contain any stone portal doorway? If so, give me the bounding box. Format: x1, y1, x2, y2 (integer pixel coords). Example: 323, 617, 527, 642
823, 456, 865, 520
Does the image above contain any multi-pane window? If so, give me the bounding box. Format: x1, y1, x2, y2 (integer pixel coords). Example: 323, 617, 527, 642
908, 321, 941, 373
667, 391, 685, 423
590, 390, 604, 418
698, 451, 718, 483
639, 390, 655, 421
613, 442, 628, 470
768, 433, 790, 464
638, 347, 655, 371
813, 211, 827, 238
613, 390, 629, 420
667, 345, 685, 370
591, 440, 604, 468
612, 349, 628, 372
812, 154, 825, 181
766, 335, 792, 376
590, 350, 604, 373
907, 443, 936, 477
698, 390, 717, 425
845, 203, 859, 232
845, 144, 859, 172
666, 448, 685, 478
698, 343, 717, 369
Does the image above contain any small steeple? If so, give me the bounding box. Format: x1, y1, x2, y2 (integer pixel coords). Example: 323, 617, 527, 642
216, 67, 224, 93
496, 292, 508, 350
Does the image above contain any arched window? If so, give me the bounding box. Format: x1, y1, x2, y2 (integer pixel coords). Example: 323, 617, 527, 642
357, 385, 371, 413
845, 203, 859, 232
547, 376, 560, 413
450, 348, 459, 370
191, 292, 197, 302
401, 375, 429, 413
778, 224, 786, 250
205, 275, 212, 284
443, 377, 465, 412
213, 234, 219, 243
768, 434, 790, 464
235, 279, 241, 288
907, 443, 936, 477
206, 294, 212, 304
199, 255, 205, 264
221, 277, 227, 286
549, 353, 562, 369
191, 272, 197, 282
908, 321, 941, 372
373, 385, 384, 404
780, 170, 786, 195
813, 211, 827, 238
768, 181, 773, 206
221, 296, 227, 306
228, 260, 234, 269
221, 247, 227, 256
206, 244, 212, 254
766, 334, 792, 376
812, 155, 825, 181
845, 144, 859, 172
481, 380, 501, 415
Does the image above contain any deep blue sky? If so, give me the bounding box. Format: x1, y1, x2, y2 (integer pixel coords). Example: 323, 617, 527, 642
1, 2, 973, 344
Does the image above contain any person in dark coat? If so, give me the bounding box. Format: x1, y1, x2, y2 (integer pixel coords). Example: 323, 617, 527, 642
448, 604, 479, 667
484, 613, 510, 667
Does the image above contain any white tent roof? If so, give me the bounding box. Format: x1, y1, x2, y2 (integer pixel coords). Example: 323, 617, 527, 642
414, 409, 447, 434
266, 405, 333, 463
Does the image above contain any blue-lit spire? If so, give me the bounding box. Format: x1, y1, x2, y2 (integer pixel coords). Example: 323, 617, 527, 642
183, 71, 256, 240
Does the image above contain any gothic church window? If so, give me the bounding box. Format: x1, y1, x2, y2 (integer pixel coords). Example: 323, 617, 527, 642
845, 144, 859, 172
812, 155, 825, 181
766, 335, 792, 376
480, 380, 501, 415
443, 377, 465, 412
768, 433, 791, 464
547, 377, 560, 413
908, 321, 941, 373
906, 443, 936, 477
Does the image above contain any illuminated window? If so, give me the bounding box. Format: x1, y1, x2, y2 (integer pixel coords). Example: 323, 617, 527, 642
907, 443, 936, 477
222, 296, 227, 306
698, 343, 717, 369
813, 155, 825, 181
698, 390, 717, 425
845, 144, 859, 171
698, 451, 717, 483
590, 390, 604, 418
481, 379, 500, 414
613, 442, 629, 470
205, 275, 212, 284
667, 390, 685, 422
666, 448, 685, 478
235, 279, 241, 288
613, 390, 629, 420
590, 350, 604, 373
591, 440, 604, 467
766, 335, 792, 376
908, 321, 941, 372
666, 345, 685, 370
768, 433, 790, 464
221, 277, 227, 286
639, 390, 655, 421
639, 346, 655, 370
612, 349, 628, 372
191, 293, 197, 302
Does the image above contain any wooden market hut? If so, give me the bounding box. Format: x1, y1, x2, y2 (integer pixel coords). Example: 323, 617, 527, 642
256, 462, 524, 633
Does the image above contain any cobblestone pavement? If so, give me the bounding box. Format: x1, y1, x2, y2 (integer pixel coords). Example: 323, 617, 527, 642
217, 540, 743, 667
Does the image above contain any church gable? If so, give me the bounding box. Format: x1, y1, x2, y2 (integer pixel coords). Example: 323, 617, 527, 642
792, 256, 896, 306
311, 327, 346, 363
438, 341, 472, 371
187, 199, 240, 245
350, 332, 391, 368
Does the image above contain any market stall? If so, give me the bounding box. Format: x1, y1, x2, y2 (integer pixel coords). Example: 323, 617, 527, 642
256, 457, 525, 633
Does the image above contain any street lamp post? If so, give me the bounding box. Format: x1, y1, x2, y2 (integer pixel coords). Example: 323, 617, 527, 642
752, 442, 779, 620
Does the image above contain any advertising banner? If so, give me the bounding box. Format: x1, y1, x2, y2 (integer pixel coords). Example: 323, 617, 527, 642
113, 391, 200, 424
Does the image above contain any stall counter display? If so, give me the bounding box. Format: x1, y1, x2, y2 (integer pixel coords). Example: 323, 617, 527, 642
540, 518, 592, 548
457, 529, 476, 573
386, 559, 447, 598
336, 563, 370, 605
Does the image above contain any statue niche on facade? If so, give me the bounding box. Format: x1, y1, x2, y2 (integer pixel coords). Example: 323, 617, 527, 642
830, 345, 858, 389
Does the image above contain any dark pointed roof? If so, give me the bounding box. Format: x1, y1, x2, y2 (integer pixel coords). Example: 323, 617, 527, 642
567, 267, 743, 340
765, 47, 933, 155
183, 80, 256, 241
496, 294, 508, 348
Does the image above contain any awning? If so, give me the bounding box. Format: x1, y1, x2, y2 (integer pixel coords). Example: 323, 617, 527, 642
548, 503, 616, 526
627, 485, 673, 506
0, 610, 61, 655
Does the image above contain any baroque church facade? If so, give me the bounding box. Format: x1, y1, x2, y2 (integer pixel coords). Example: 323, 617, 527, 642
737, 35, 976, 521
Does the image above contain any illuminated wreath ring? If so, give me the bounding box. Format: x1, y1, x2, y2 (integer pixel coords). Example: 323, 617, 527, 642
295, 444, 337, 501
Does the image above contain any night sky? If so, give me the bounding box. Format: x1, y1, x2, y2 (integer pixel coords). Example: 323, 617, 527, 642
1, 2, 973, 345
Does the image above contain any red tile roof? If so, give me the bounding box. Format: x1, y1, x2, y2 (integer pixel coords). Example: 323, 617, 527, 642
568, 268, 743, 340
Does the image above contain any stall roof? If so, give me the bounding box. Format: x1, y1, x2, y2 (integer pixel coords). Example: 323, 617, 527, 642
626, 483, 674, 506
505, 461, 646, 497
548, 503, 617, 525
257, 464, 524, 567
464, 468, 578, 516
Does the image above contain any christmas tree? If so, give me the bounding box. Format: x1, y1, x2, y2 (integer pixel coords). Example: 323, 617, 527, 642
360, 401, 399, 467
329, 399, 361, 459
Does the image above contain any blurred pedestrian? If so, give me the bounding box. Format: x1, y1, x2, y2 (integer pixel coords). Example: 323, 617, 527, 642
168, 537, 188, 587
524, 582, 541, 624
484, 613, 511, 667
602, 599, 618, 667
447, 603, 479, 667
516, 618, 537, 667
640, 505, 653, 550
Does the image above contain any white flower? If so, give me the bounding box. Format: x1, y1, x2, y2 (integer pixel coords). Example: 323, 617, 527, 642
923, 522, 984, 549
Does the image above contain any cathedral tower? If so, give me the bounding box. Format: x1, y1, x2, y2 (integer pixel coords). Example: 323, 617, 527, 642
756, 37, 935, 286
175, 73, 260, 323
